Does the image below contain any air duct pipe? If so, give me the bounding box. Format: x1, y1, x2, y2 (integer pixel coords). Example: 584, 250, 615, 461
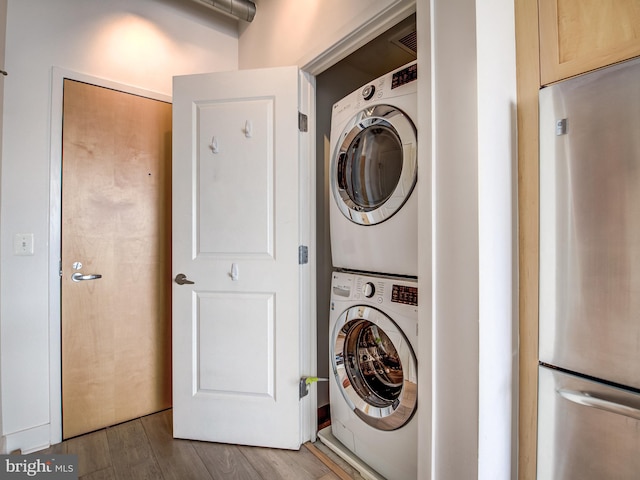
191, 0, 256, 22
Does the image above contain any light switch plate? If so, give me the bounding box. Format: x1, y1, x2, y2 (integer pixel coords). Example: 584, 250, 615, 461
14, 233, 34, 256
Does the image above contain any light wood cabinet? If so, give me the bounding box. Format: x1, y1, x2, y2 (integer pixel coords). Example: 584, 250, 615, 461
539, 0, 640, 84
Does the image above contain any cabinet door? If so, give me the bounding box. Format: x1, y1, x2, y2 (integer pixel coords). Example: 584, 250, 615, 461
539, 0, 640, 84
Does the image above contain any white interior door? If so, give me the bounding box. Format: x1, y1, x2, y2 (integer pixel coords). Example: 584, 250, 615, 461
172, 66, 314, 449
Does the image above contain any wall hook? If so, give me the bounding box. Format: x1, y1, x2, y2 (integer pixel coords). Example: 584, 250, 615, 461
210, 136, 219, 154
244, 120, 252, 138
230, 262, 239, 281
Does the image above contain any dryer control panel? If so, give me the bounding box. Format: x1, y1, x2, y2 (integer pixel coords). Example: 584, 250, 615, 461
391, 63, 418, 89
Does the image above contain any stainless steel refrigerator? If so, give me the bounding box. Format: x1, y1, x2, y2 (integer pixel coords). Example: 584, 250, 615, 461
538, 56, 640, 479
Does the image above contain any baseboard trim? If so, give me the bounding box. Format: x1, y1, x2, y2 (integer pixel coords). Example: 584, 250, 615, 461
2, 424, 50, 454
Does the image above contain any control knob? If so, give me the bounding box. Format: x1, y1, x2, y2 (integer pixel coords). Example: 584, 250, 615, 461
362, 282, 375, 298
362, 85, 375, 100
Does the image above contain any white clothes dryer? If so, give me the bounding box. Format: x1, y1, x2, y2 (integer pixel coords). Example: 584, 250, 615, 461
329, 61, 418, 277
327, 270, 418, 480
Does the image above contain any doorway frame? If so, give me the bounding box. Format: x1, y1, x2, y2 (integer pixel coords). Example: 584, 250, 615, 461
48, 0, 417, 446
48, 67, 171, 444
296, 0, 418, 446
299, 2, 416, 76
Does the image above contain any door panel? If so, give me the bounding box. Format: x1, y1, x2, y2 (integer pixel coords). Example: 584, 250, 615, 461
172, 67, 306, 449
197, 292, 275, 396
539, 61, 640, 390
539, 0, 640, 84
197, 99, 274, 257
61, 79, 172, 439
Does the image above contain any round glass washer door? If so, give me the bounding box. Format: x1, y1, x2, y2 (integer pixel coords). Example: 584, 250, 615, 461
331, 104, 417, 226
331, 304, 417, 431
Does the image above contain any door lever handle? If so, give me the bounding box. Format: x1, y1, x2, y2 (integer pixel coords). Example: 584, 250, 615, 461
71, 272, 102, 282
175, 273, 195, 285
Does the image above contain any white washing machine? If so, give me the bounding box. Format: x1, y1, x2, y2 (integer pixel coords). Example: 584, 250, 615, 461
324, 270, 418, 480
329, 61, 418, 277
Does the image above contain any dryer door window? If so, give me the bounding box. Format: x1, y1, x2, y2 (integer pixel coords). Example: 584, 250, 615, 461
332, 305, 417, 431
332, 104, 417, 225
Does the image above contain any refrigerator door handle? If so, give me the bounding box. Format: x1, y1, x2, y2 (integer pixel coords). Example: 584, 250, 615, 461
559, 388, 640, 421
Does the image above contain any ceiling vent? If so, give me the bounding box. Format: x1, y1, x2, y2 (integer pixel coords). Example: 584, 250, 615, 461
390, 28, 418, 55
191, 0, 256, 22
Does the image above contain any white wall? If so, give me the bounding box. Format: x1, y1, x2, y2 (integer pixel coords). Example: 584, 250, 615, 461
238, 0, 416, 71
416, 2, 434, 477
429, 0, 480, 477
0, 0, 238, 453
428, 0, 517, 478
0, 0, 7, 451
427, 0, 517, 478
476, 1, 517, 478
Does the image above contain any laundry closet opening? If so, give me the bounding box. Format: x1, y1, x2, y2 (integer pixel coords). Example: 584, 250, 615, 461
314, 12, 417, 425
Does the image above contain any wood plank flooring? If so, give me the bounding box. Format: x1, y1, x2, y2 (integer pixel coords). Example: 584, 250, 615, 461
40, 409, 360, 480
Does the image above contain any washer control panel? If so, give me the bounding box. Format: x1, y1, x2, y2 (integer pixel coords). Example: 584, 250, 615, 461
331, 271, 418, 307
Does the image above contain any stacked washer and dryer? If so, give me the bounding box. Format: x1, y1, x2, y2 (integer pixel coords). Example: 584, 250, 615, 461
319, 61, 419, 480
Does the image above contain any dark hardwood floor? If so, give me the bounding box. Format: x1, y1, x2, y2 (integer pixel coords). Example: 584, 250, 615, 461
39, 409, 356, 480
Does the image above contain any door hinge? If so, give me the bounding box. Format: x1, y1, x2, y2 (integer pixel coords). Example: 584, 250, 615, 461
298, 245, 308, 265
298, 111, 308, 132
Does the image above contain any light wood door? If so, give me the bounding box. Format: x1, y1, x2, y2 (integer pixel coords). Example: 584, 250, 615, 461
61, 79, 172, 439
539, 0, 640, 84
172, 67, 311, 449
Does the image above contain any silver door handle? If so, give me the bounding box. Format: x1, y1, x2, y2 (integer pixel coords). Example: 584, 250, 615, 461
71, 272, 102, 282
175, 273, 194, 285
558, 388, 640, 421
